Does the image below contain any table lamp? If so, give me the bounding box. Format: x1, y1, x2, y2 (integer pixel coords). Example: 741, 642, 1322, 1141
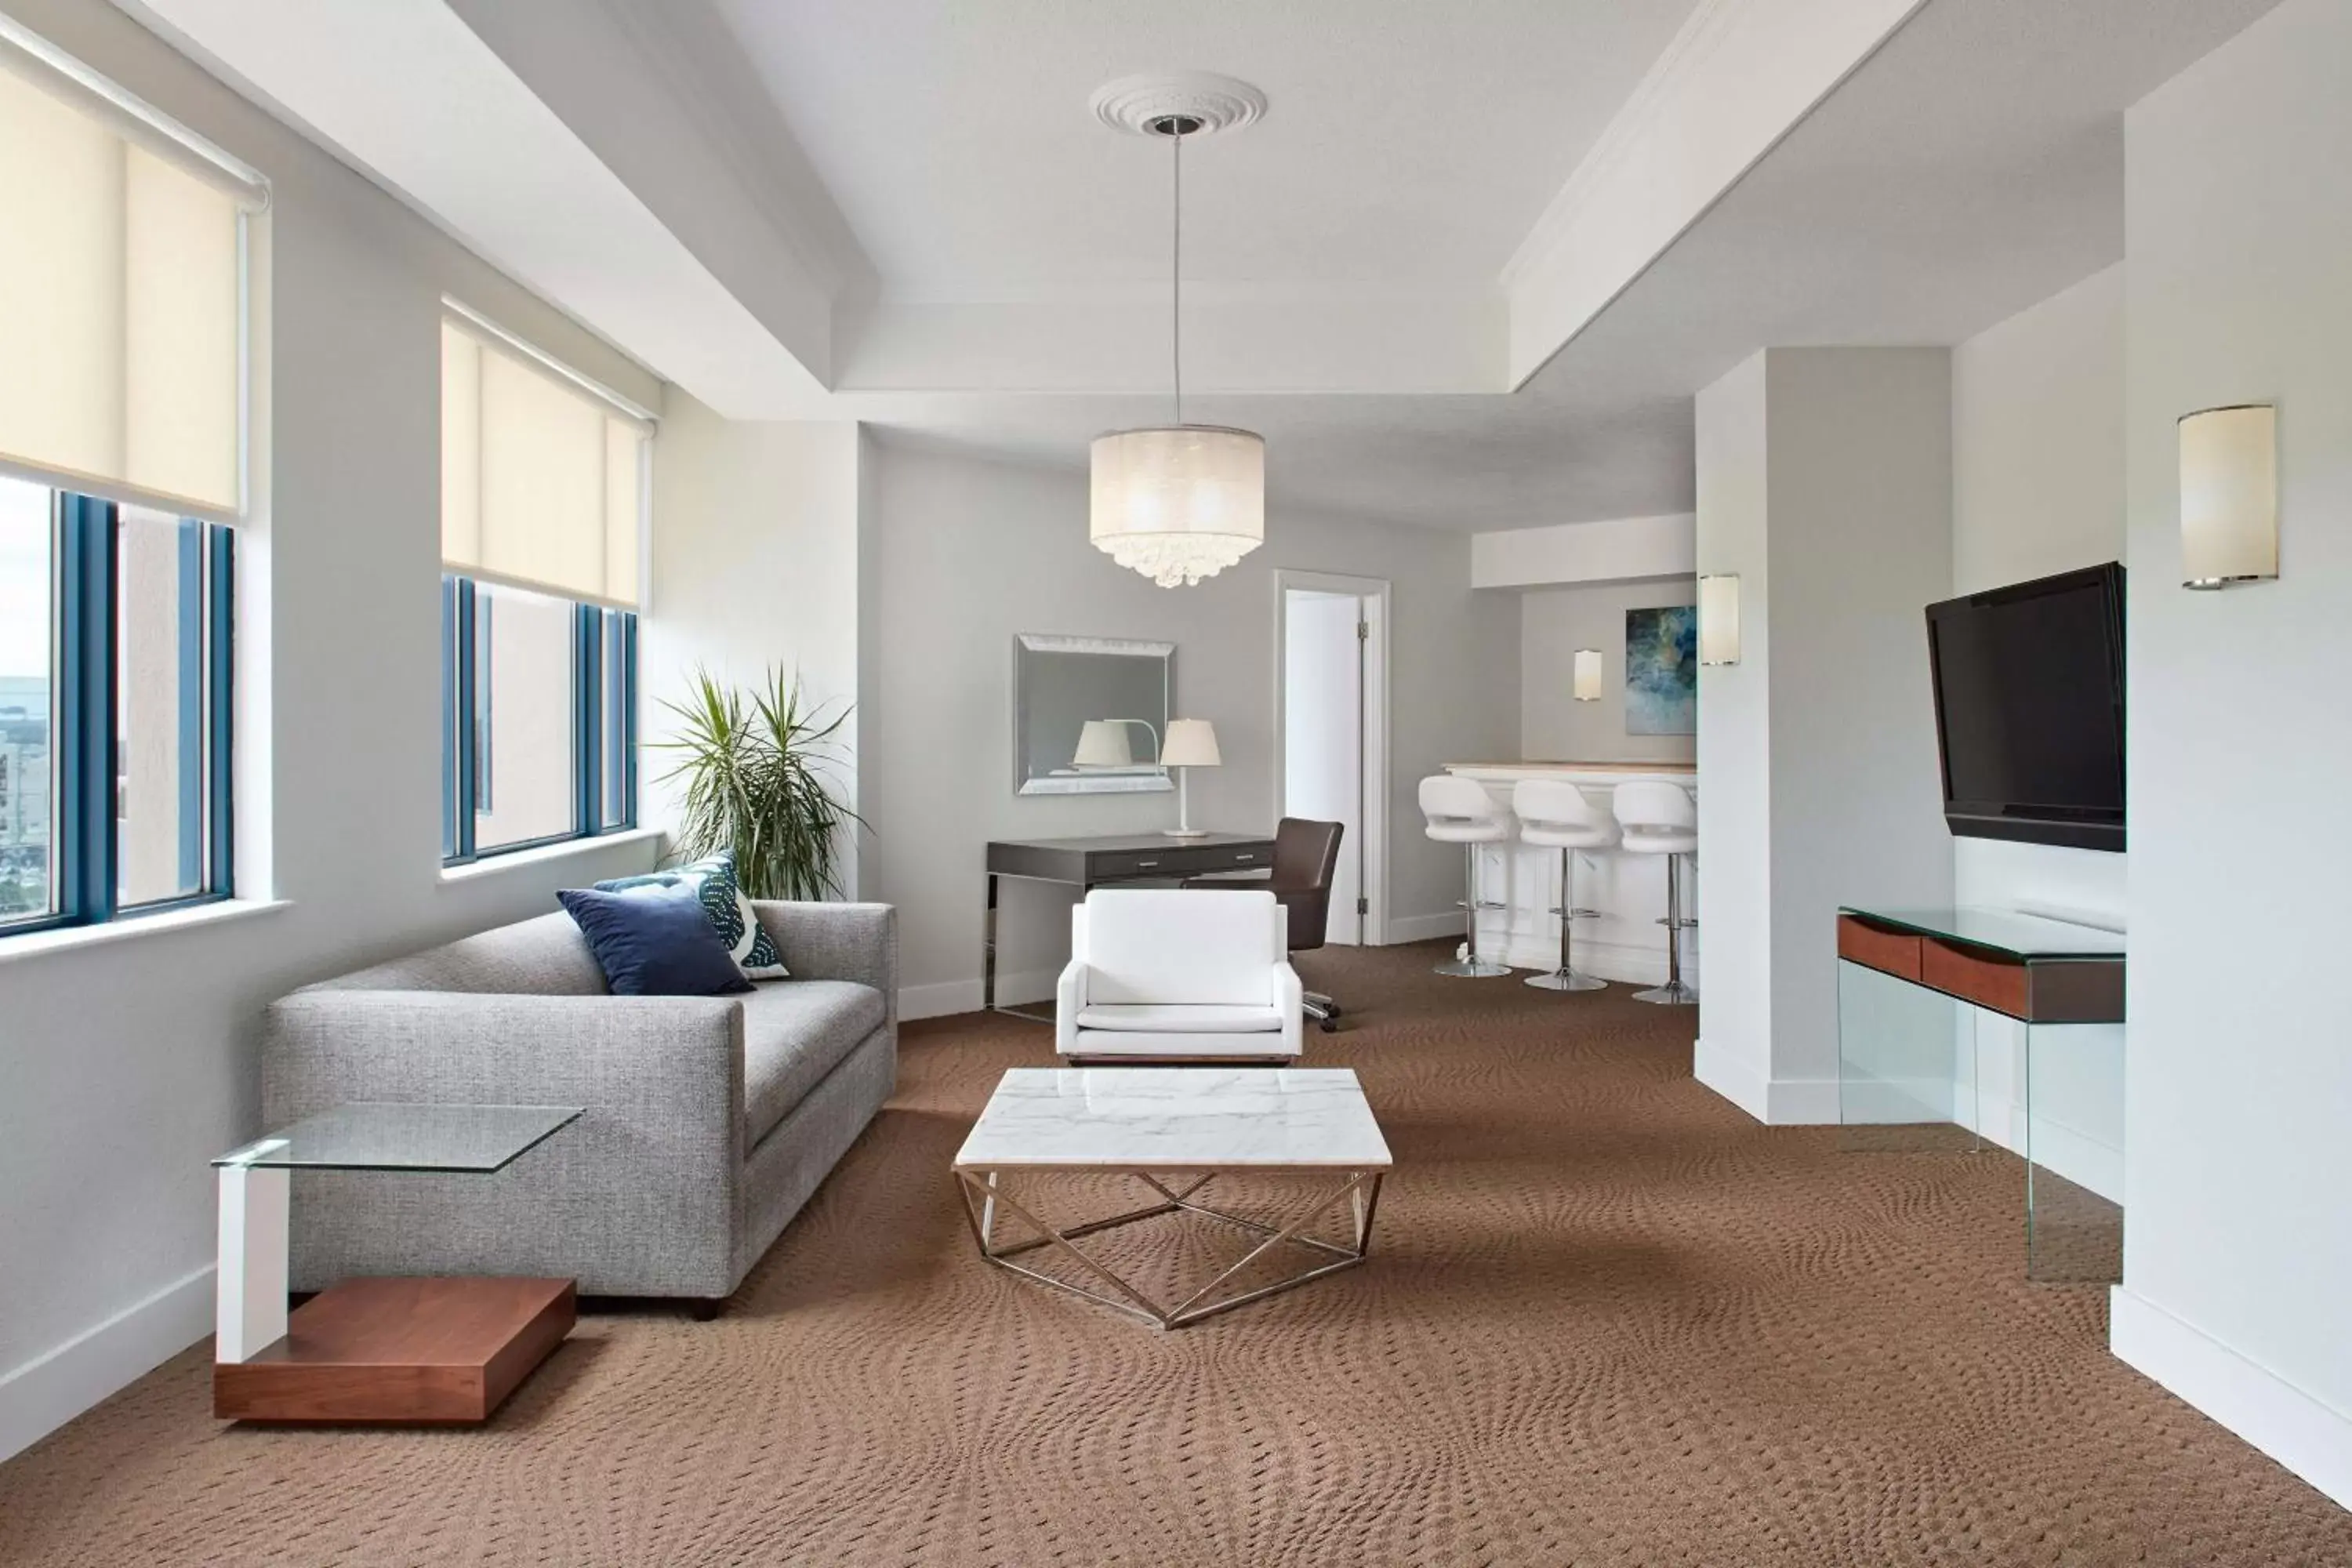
1160, 719, 1220, 837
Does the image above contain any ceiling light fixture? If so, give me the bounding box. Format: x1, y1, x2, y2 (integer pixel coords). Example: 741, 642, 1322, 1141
1087, 74, 1267, 588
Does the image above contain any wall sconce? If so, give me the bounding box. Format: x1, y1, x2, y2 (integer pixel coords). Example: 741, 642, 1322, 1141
1698, 574, 1741, 666
1573, 649, 1602, 702
2179, 404, 2278, 589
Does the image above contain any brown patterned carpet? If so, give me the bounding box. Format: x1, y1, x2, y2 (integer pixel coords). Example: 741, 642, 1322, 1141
3, 940, 2347, 1566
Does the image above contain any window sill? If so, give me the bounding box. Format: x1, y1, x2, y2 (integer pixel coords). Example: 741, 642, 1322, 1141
0, 897, 293, 967
439, 826, 663, 884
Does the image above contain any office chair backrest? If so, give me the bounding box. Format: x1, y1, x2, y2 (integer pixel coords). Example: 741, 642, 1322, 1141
1269, 817, 1345, 954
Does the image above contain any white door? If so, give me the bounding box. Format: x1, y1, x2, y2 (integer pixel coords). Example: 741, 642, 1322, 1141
1283, 589, 1365, 944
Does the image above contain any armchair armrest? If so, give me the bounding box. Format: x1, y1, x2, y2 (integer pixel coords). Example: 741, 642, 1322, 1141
1055, 959, 1089, 1054
1273, 960, 1305, 1056
750, 902, 899, 1025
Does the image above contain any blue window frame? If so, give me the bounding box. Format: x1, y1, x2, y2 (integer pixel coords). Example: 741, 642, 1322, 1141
441, 575, 636, 866
0, 485, 234, 937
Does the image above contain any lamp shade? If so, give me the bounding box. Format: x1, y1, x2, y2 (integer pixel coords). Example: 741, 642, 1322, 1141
1072, 720, 1136, 769
1698, 574, 1741, 666
1161, 718, 1221, 768
1089, 426, 1265, 587
1573, 649, 1602, 702
2180, 404, 2277, 588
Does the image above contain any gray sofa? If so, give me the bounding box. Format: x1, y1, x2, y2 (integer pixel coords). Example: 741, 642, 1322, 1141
262, 900, 897, 1308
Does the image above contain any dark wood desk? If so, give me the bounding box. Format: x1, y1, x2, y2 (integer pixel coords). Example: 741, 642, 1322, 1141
985, 832, 1276, 1019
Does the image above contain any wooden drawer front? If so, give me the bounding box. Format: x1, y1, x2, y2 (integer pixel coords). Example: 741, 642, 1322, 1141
1193, 844, 1268, 874
1837, 915, 1922, 981
1920, 938, 2030, 1019
2025, 961, 2125, 1025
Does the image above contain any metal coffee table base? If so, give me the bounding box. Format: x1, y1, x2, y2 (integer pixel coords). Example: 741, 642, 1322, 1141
954, 1168, 1385, 1330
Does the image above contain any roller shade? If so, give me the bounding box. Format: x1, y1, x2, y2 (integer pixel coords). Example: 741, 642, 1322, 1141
0, 22, 260, 519
441, 315, 649, 608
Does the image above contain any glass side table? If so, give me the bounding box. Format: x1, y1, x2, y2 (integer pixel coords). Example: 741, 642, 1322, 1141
1834, 907, 2125, 1283
212, 1102, 582, 1424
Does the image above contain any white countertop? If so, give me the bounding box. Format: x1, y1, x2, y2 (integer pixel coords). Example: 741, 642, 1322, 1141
1446, 760, 1697, 783
953, 1068, 1393, 1171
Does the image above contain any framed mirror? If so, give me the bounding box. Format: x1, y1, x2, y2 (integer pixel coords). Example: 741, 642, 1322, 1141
1014, 634, 1175, 795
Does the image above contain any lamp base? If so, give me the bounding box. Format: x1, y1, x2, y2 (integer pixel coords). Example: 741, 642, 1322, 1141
1160, 827, 1210, 839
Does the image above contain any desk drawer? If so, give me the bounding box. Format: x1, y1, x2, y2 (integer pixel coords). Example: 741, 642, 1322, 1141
1837, 914, 1922, 981
1091, 843, 1269, 882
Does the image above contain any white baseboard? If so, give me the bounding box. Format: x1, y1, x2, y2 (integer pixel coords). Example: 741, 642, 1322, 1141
898, 967, 1058, 1022
0, 1263, 213, 1465
1385, 911, 1468, 945
2111, 1287, 2352, 1511
1692, 1039, 1838, 1125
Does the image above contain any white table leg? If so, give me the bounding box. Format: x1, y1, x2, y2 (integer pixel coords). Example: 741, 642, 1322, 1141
216, 1159, 289, 1363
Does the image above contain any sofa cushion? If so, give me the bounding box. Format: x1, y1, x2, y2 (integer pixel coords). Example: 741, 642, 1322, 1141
1073, 1003, 1286, 1033
742, 980, 887, 1143
1067, 1031, 1295, 1058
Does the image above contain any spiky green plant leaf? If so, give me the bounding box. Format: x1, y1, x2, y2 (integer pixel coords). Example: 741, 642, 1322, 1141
652, 666, 865, 901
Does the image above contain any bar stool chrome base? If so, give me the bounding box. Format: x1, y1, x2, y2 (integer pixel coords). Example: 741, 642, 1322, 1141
1633, 978, 1700, 1005
1434, 954, 1513, 978
1634, 849, 1698, 1006
1528, 967, 1607, 992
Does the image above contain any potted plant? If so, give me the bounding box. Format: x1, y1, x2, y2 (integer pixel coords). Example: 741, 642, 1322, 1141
655, 666, 863, 900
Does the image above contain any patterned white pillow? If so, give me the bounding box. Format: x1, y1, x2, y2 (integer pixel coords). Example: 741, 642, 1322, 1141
595, 852, 789, 979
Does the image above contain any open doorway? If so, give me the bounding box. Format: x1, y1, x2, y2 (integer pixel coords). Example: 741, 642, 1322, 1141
1276, 571, 1388, 946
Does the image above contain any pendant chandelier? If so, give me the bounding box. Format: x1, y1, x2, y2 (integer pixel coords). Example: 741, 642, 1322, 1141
1088, 75, 1268, 588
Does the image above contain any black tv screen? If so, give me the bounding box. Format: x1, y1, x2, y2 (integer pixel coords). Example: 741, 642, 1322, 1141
1925, 564, 2125, 852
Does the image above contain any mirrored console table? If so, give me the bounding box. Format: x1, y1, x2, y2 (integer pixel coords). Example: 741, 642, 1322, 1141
1835, 906, 2125, 1283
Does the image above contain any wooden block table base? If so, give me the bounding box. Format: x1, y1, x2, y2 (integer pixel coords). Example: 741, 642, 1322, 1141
215, 1276, 575, 1425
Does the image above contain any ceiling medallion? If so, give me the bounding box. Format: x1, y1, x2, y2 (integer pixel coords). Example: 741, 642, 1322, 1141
1086, 74, 1269, 589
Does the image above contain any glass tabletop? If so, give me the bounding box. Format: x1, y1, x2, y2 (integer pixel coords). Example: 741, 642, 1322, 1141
1840, 906, 2125, 960
212, 1103, 582, 1173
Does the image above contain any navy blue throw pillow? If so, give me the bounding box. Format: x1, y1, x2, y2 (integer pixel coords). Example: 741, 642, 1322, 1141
557, 884, 754, 997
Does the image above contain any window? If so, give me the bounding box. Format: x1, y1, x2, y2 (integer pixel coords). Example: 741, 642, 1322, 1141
0, 19, 257, 940
0, 474, 232, 933
438, 306, 647, 866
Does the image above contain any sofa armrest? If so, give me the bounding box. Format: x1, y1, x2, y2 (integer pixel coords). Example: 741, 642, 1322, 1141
1054, 958, 1090, 1054
261, 991, 749, 1297
750, 901, 898, 1025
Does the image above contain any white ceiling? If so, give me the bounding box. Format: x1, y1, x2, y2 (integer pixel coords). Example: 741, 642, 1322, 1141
708, 0, 1704, 299
831, 0, 2281, 531
115, 0, 2286, 535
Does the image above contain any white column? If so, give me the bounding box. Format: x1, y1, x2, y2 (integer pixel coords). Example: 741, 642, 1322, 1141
215, 1150, 289, 1363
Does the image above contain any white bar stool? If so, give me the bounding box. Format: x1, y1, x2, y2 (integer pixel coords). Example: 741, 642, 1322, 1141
1612, 781, 1698, 1005
1512, 779, 1619, 993
1417, 775, 1513, 978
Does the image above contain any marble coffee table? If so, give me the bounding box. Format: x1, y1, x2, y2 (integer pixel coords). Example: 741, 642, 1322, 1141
952, 1067, 1392, 1329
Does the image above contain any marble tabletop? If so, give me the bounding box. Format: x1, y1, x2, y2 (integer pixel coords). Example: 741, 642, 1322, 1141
954, 1069, 1393, 1171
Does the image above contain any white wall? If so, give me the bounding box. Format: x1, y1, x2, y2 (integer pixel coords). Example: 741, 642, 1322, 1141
863, 443, 1519, 1015
2111, 0, 2352, 1506
1520, 577, 1700, 764
1471, 513, 1696, 589
1694, 349, 1955, 1123
0, 0, 662, 1461
644, 401, 871, 894
1951, 262, 2129, 927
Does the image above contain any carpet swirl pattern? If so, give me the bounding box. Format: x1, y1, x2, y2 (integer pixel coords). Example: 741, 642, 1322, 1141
2, 941, 2346, 1566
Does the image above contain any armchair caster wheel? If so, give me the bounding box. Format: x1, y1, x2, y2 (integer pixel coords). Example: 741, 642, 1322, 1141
1319, 1018, 1340, 1034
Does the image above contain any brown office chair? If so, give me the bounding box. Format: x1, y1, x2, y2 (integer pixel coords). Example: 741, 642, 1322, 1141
1186, 817, 1345, 1032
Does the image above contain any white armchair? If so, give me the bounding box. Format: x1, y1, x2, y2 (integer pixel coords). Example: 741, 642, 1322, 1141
1055, 889, 1304, 1063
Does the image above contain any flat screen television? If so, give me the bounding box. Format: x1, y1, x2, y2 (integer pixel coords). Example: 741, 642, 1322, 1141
1924, 563, 2125, 852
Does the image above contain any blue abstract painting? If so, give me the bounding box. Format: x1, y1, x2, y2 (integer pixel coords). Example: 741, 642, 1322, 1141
1624, 605, 1697, 735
